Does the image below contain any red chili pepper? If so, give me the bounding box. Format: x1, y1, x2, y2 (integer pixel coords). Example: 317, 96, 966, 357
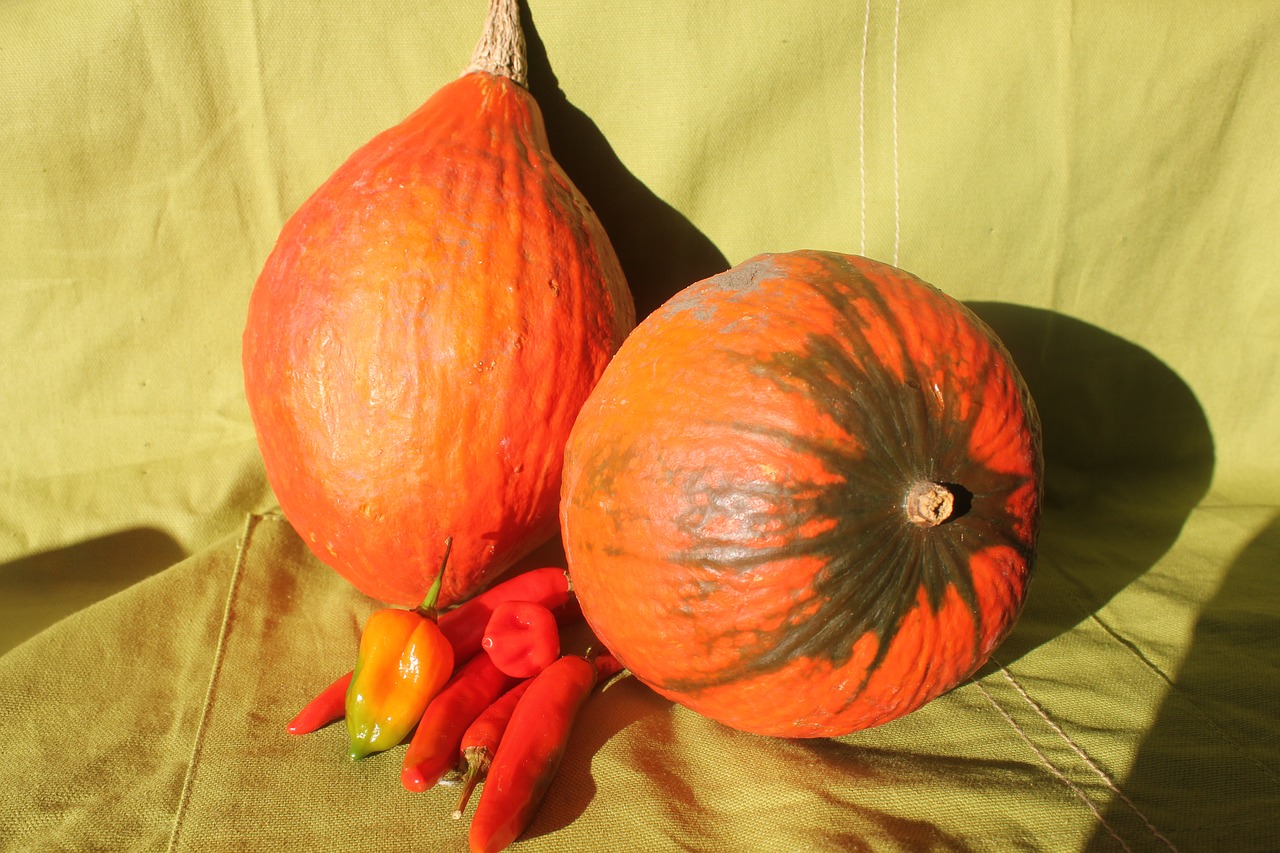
451, 678, 534, 820
592, 650, 625, 684
467, 653, 599, 853
285, 671, 352, 735
438, 567, 571, 664
401, 652, 519, 792
481, 601, 561, 678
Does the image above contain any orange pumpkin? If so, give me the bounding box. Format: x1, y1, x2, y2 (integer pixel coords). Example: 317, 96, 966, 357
243, 0, 634, 607
560, 251, 1042, 737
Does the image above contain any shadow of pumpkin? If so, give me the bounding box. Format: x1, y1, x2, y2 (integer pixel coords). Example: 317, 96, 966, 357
0, 528, 186, 655
520, 4, 730, 321
966, 303, 1215, 670
1084, 514, 1280, 852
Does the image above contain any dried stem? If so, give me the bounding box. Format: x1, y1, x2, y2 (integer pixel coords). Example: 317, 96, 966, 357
465, 0, 527, 86
451, 746, 491, 820
905, 481, 956, 528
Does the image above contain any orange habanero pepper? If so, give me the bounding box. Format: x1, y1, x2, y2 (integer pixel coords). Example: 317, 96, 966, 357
345, 538, 456, 760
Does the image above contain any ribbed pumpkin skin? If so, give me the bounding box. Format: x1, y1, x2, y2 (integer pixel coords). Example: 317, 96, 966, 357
560, 251, 1041, 738
243, 72, 634, 608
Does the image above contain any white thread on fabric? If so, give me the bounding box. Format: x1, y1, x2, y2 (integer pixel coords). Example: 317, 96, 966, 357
166, 513, 257, 853
859, 0, 872, 255
891, 0, 902, 265
995, 664, 1180, 851
973, 678, 1134, 853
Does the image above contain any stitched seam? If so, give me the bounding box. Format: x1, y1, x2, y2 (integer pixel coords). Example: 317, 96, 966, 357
891, 0, 901, 265
165, 512, 257, 853
858, 0, 871, 255
973, 678, 1133, 853
994, 662, 1179, 852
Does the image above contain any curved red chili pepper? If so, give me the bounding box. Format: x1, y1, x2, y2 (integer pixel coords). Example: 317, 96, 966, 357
482, 601, 561, 678
451, 677, 534, 820
401, 653, 519, 792
285, 671, 352, 735
467, 653, 598, 853
438, 567, 572, 663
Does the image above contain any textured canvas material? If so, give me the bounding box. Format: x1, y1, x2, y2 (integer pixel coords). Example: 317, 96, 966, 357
2, 1, 1278, 851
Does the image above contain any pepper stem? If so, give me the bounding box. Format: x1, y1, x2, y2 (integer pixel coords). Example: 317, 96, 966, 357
465, 0, 528, 87
451, 747, 491, 820
415, 536, 453, 621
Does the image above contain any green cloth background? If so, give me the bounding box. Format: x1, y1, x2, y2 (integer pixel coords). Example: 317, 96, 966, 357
2, 1, 1277, 850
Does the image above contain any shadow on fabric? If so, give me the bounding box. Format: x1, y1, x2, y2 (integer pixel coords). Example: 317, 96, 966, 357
520, 4, 731, 320
524, 676, 671, 842
965, 304, 1215, 667
536, 676, 982, 851
1084, 515, 1280, 852
0, 528, 186, 655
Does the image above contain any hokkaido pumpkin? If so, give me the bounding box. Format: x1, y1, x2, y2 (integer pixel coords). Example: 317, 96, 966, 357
560, 251, 1042, 738
243, 0, 634, 607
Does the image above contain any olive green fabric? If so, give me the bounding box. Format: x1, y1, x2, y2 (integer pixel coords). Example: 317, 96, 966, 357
2, 1, 1278, 851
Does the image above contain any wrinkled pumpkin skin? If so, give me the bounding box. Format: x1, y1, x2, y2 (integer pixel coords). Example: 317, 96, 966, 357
243, 72, 634, 608
560, 251, 1041, 738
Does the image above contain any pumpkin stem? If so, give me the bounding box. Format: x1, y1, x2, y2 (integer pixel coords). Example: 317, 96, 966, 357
465, 0, 528, 87
905, 481, 955, 528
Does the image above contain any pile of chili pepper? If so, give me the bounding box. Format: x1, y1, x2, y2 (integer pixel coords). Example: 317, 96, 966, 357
286, 556, 623, 852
